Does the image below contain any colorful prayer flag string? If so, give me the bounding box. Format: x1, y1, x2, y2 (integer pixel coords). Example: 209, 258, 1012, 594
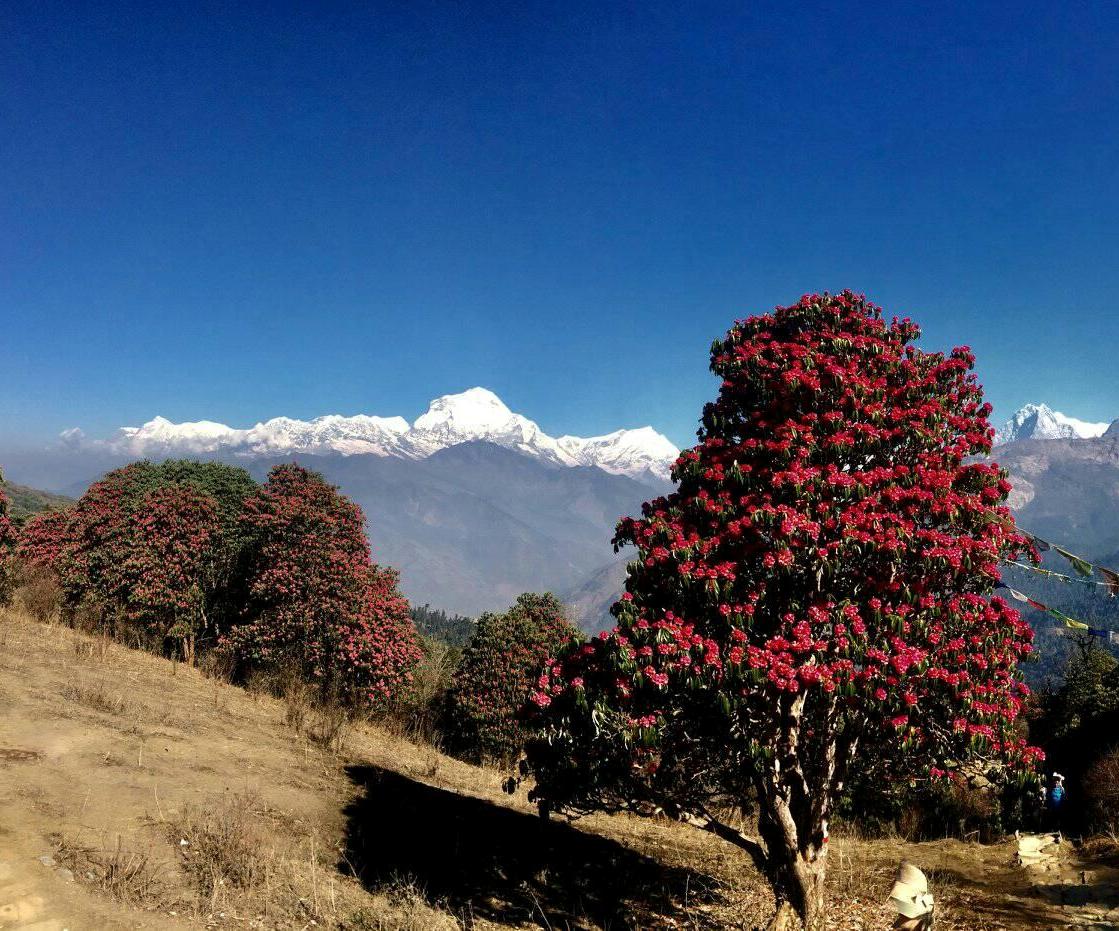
996, 583, 1111, 636
1013, 532, 1119, 597
1005, 562, 1119, 591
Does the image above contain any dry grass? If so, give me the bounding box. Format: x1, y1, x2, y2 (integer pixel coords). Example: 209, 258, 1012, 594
70, 625, 115, 664
1080, 833, 1119, 861
163, 791, 265, 905
346, 880, 463, 930
63, 677, 132, 716
54, 835, 174, 910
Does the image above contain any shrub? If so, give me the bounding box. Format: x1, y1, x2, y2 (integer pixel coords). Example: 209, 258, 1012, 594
392, 635, 460, 744
0, 472, 16, 605
16, 565, 63, 622
444, 593, 579, 764
1085, 748, 1119, 834
522, 291, 1040, 930
223, 464, 421, 708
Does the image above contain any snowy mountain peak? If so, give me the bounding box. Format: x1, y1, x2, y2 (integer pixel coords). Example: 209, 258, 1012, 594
557, 427, 680, 480
81, 389, 679, 484
994, 403, 1110, 445
414, 387, 512, 431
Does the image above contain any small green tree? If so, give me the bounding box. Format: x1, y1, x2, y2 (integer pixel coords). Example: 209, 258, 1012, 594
445, 593, 580, 764
1029, 638, 1119, 832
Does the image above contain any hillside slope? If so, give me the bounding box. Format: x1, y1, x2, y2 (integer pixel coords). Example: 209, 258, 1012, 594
0, 480, 73, 522
1, 609, 1115, 929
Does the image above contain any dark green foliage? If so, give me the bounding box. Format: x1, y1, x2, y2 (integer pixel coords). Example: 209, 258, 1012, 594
444, 593, 580, 764
1029, 639, 1119, 836
835, 758, 1032, 842
410, 604, 475, 648
149, 459, 259, 529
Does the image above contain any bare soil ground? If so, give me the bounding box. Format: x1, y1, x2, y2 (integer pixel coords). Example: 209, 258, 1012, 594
2, 607, 1118, 930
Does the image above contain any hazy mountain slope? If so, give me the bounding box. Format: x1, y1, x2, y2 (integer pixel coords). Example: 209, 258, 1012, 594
995, 422, 1119, 559
239, 443, 657, 616
561, 558, 631, 634
1, 479, 74, 521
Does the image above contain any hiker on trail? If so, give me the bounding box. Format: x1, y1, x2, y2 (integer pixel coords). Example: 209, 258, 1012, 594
1035, 780, 1048, 830
1044, 772, 1066, 832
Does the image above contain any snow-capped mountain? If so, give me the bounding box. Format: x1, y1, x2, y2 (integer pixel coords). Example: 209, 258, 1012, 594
91, 388, 678, 483
994, 403, 1110, 446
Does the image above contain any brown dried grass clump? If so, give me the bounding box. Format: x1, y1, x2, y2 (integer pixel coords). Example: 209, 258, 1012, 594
55, 835, 174, 910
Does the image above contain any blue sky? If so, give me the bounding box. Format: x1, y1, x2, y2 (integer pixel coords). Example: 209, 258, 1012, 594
3, 0, 1118, 449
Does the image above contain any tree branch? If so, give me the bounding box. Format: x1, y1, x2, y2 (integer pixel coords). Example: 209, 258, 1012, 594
679, 808, 770, 874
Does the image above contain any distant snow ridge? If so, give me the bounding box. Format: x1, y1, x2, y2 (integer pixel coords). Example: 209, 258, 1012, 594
994, 403, 1110, 445
100, 388, 679, 482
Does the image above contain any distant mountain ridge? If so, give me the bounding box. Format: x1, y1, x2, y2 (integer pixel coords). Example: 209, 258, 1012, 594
69, 387, 679, 485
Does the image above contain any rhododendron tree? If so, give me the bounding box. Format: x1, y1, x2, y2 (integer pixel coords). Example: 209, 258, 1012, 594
224, 464, 421, 707
16, 508, 72, 572
24, 460, 256, 648
0, 472, 16, 605
522, 292, 1040, 930
121, 485, 223, 662
444, 592, 580, 764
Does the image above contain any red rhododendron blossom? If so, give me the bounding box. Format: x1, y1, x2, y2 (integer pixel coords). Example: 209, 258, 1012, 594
521, 292, 1038, 930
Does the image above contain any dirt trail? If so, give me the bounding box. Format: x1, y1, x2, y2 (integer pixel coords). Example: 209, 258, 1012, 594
3, 609, 1119, 930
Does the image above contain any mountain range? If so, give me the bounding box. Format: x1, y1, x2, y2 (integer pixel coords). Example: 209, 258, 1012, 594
3, 389, 678, 621
4, 398, 1118, 635
80, 387, 679, 485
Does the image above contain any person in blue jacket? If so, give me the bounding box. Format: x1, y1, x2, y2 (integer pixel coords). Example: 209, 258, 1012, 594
1044, 772, 1066, 832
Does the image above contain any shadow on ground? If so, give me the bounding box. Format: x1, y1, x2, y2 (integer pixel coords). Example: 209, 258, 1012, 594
341, 764, 725, 928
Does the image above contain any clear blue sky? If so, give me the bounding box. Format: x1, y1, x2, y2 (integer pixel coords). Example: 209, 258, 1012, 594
3, 0, 1118, 449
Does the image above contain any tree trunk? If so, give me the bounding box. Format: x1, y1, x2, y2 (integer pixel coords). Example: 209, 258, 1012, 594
766, 841, 827, 930
182, 634, 195, 666
759, 797, 829, 930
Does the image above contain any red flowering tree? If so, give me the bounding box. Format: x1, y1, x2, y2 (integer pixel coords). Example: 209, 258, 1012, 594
121, 485, 223, 662
16, 508, 72, 571
224, 464, 421, 707
444, 592, 580, 764
50, 462, 158, 622
522, 292, 1040, 930
15, 507, 74, 621
26, 460, 257, 648
0, 473, 17, 604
